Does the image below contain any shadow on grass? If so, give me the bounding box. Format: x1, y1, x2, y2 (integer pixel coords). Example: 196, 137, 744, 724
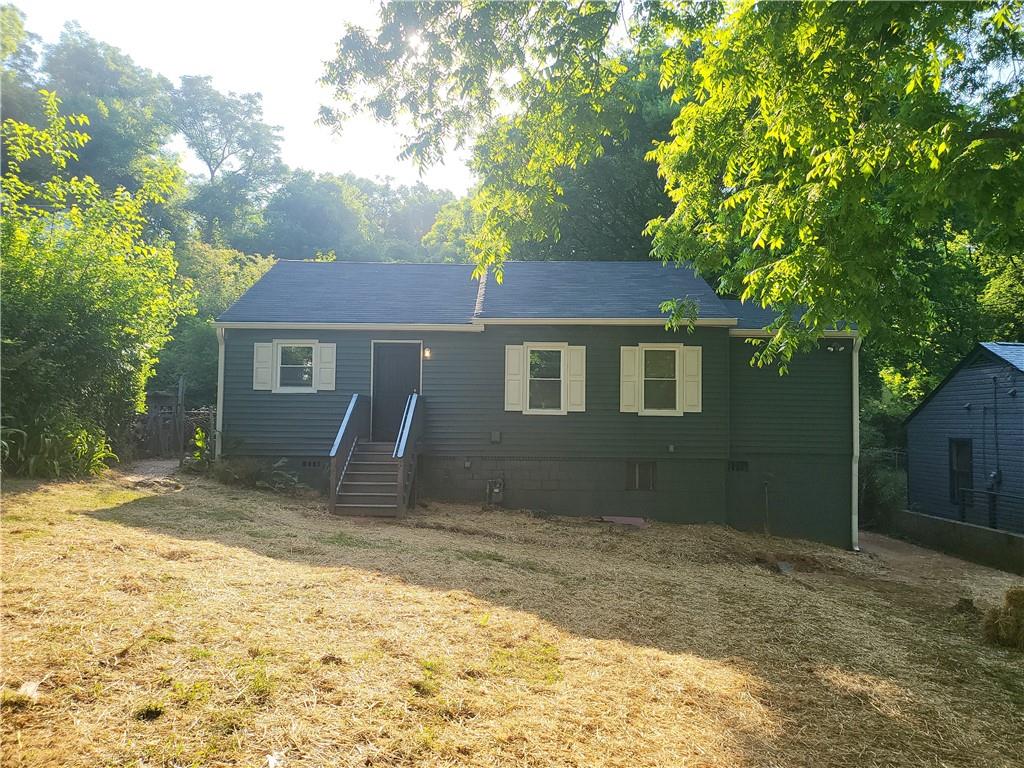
77, 476, 1024, 766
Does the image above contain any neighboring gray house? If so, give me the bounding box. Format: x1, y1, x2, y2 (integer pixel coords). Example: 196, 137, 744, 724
214, 261, 860, 548
905, 342, 1024, 533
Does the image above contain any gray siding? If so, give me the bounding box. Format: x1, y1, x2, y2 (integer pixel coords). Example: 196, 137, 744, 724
221, 325, 855, 547
222, 325, 731, 459
727, 340, 855, 547
906, 355, 1024, 524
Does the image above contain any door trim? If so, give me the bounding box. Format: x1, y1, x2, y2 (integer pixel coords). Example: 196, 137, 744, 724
369, 340, 423, 441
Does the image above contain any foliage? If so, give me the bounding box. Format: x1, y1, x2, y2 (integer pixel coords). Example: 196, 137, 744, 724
171, 75, 284, 241
1, 91, 194, 475
323, 0, 1024, 369
255, 170, 371, 260
152, 241, 273, 405
858, 390, 912, 528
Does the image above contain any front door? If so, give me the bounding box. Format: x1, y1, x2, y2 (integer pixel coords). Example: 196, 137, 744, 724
371, 342, 421, 442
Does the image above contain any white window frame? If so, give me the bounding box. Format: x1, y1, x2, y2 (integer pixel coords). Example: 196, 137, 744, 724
273, 339, 319, 393
638, 343, 684, 416
523, 342, 568, 416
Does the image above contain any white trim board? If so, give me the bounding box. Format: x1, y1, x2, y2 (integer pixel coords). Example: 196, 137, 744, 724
215, 321, 483, 332
478, 317, 738, 327
729, 329, 858, 338
215, 326, 225, 459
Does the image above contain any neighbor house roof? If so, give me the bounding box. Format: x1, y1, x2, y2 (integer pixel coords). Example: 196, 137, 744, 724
980, 342, 1024, 372
217, 260, 737, 325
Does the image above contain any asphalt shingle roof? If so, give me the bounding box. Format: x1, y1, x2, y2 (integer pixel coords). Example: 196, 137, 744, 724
217, 262, 480, 324
217, 260, 737, 324
981, 341, 1024, 372
478, 261, 731, 319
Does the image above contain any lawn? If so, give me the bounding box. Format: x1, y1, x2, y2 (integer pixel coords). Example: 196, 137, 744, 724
2, 472, 1022, 768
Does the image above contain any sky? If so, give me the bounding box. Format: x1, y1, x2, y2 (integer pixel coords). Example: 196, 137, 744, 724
23, 1, 475, 194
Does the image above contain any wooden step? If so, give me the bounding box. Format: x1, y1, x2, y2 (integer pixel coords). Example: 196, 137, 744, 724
353, 451, 397, 461
358, 442, 395, 451
348, 460, 398, 471
341, 480, 398, 494
333, 503, 400, 517
338, 491, 398, 505
344, 470, 398, 483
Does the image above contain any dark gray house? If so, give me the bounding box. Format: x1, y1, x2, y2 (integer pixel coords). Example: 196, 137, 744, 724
905, 342, 1024, 533
214, 261, 860, 548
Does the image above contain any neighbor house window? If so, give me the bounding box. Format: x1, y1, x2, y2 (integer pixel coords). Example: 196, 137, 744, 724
277, 343, 315, 390
640, 345, 679, 414
525, 345, 564, 413
949, 439, 973, 505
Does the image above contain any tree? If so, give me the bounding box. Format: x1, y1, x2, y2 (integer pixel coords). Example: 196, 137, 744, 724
322, 0, 1024, 367
171, 75, 284, 242
1, 92, 194, 474
153, 241, 273, 406
41, 23, 174, 192
252, 170, 371, 259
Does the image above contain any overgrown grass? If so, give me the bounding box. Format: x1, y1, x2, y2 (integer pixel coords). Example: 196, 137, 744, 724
2, 473, 1022, 767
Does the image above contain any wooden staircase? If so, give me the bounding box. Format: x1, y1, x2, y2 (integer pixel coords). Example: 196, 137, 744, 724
334, 441, 400, 516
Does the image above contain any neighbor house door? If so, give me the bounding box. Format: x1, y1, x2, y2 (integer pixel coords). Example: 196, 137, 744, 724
371, 342, 421, 443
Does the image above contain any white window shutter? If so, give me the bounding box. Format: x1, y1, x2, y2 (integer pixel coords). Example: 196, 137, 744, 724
504, 345, 524, 411
253, 343, 273, 390
567, 346, 586, 412
317, 343, 336, 391
682, 345, 702, 413
620, 346, 639, 413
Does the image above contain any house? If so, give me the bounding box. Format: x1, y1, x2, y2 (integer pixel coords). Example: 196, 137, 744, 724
214, 261, 860, 548
905, 342, 1024, 533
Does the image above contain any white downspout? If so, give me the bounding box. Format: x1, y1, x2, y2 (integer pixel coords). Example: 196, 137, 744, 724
851, 335, 861, 550
215, 326, 225, 459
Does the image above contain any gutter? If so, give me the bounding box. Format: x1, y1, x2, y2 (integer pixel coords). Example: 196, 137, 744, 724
851, 335, 861, 551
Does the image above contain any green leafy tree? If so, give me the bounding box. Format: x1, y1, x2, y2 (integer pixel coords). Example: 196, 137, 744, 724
171, 75, 284, 242
1, 92, 194, 475
153, 241, 273, 405
252, 170, 371, 259
40, 23, 174, 191
323, 0, 1024, 367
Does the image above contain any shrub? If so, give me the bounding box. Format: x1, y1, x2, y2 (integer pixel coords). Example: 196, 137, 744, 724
1, 91, 193, 477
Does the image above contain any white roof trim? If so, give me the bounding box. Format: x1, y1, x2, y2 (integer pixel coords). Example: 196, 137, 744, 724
476, 317, 738, 327
214, 321, 484, 332
729, 329, 858, 338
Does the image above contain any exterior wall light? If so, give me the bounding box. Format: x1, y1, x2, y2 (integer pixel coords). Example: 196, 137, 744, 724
423, 347, 432, 359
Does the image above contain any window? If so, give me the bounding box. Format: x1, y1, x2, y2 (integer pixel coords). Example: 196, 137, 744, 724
949, 439, 973, 504
639, 345, 681, 415
278, 344, 315, 390
253, 340, 336, 393
626, 461, 656, 491
525, 345, 564, 413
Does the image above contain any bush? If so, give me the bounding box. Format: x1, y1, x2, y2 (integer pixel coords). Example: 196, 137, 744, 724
1, 92, 193, 477
858, 390, 911, 528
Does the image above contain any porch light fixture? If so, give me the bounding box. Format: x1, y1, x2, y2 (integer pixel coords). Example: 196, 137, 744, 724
423, 347, 432, 359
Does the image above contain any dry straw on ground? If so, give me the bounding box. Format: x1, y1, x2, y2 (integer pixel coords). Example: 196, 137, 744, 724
2, 472, 1023, 767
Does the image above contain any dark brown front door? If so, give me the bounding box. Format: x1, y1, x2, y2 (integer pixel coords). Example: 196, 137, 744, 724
371, 342, 421, 442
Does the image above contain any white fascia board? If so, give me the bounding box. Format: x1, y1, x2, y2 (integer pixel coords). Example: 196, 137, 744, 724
213, 321, 484, 332
728, 329, 858, 338
477, 317, 739, 327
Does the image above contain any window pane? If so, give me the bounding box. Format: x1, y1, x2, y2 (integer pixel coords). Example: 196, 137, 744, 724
280, 345, 313, 366
644, 379, 676, 410
644, 349, 675, 378
529, 349, 561, 379
280, 365, 313, 387
529, 379, 561, 410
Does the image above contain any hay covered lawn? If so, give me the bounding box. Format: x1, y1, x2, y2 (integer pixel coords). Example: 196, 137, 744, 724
2, 473, 1023, 768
